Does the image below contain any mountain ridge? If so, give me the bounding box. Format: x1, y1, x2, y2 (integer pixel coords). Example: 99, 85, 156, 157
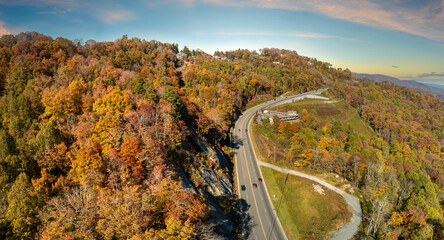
352, 73, 444, 98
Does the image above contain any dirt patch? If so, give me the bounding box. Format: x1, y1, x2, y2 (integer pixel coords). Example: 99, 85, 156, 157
312, 184, 325, 195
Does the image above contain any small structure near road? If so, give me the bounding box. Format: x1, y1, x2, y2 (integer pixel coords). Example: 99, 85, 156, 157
256, 110, 298, 124
176, 52, 187, 60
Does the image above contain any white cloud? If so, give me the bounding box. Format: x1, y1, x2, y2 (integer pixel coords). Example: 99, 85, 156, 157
193, 0, 444, 42
39, 11, 58, 14
212, 31, 362, 42
96, 9, 134, 24
0, 21, 10, 36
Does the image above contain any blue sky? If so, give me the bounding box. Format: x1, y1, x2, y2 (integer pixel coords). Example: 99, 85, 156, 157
0, 0, 443, 85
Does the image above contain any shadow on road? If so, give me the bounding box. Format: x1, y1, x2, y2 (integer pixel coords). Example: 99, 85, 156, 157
239, 198, 256, 239
232, 135, 244, 150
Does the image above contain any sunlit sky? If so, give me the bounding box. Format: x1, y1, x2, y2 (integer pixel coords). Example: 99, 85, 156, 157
1, 0, 443, 85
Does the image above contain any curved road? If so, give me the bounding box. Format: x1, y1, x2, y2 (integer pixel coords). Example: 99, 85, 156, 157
234, 89, 361, 240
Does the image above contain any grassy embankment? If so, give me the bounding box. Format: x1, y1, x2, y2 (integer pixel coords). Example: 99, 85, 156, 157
261, 166, 351, 240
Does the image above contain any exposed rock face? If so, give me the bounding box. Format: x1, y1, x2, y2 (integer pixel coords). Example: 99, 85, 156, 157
200, 165, 232, 196
184, 129, 236, 236
189, 129, 233, 197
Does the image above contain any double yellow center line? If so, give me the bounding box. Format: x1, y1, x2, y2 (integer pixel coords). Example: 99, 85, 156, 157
240, 113, 268, 239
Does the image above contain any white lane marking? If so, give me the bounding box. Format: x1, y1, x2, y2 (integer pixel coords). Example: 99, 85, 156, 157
240, 116, 268, 240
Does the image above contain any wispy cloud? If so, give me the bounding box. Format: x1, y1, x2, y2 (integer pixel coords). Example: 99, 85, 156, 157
392, 66, 400, 68
96, 9, 134, 24
39, 7, 72, 15
0, 0, 77, 6
39, 11, 58, 14
213, 31, 362, 42
418, 72, 444, 78
0, 21, 10, 36
148, 0, 197, 6
2, 0, 133, 24
4, 0, 443, 42
1, 0, 77, 16
185, 0, 444, 42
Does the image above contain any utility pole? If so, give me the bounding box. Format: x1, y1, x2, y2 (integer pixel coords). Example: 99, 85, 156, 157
274, 145, 276, 163
283, 171, 288, 186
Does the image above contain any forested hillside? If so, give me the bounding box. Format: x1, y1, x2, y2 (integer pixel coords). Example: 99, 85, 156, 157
331, 80, 443, 239
0, 32, 442, 239
253, 75, 443, 238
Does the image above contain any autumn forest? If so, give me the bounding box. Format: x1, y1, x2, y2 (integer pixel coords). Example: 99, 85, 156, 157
0, 32, 442, 239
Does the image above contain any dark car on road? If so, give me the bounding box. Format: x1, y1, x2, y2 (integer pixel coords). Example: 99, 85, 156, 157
241, 185, 246, 191
258, 178, 262, 182
253, 183, 257, 188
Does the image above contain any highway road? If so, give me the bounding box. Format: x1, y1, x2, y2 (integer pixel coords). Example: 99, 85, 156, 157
234, 89, 326, 240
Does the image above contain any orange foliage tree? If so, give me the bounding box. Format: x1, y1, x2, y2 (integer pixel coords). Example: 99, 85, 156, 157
119, 138, 144, 178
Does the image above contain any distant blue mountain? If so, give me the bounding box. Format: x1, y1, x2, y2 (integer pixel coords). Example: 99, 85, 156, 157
420, 82, 444, 90
352, 73, 444, 98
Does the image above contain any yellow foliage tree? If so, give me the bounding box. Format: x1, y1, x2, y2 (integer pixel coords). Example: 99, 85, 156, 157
389, 212, 405, 227
93, 88, 133, 118
295, 148, 313, 167
70, 147, 103, 177
299, 108, 312, 125
319, 136, 332, 152
322, 123, 331, 135
90, 117, 121, 155
162, 218, 195, 240
41, 87, 80, 123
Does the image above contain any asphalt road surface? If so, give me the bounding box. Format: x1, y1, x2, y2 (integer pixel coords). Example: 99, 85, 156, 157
234, 89, 326, 240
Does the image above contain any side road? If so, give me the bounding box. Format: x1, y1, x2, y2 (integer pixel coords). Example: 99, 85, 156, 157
257, 160, 362, 240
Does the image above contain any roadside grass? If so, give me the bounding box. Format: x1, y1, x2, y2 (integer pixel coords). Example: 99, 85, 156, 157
272, 98, 327, 111
261, 166, 352, 240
